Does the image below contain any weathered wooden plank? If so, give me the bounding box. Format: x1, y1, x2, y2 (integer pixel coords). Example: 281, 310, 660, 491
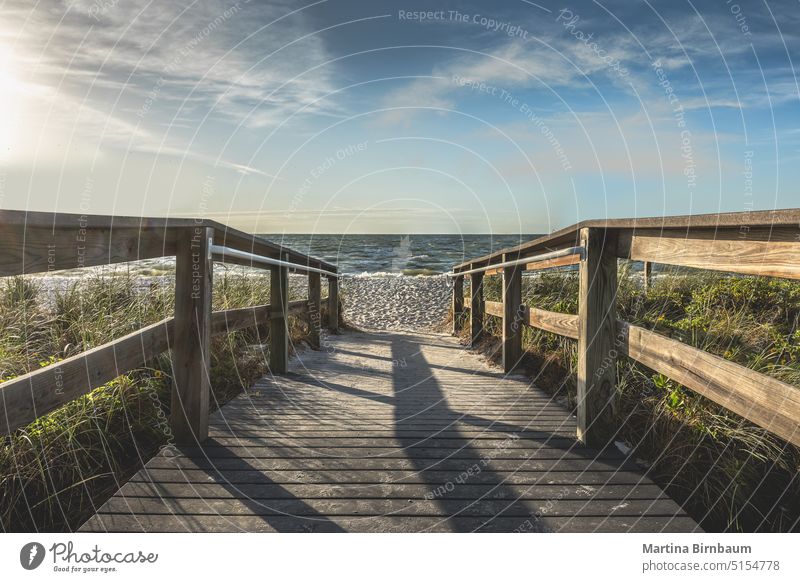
485, 300, 503, 318
96, 496, 684, 518
486, 301, 578, 339
170, 227, 213, 444
453, 208, 800, 272
577, 228, 618, 447
526, 253, 582, 272
0, 210, 335, 275
144, 456, 621, 473
81, 513, 699, 533
526, 307, 579, 339
486, 253, 581, 276
469, 271, 484, 347
117, 481, 667, 500
503, 260, 523, 373
619, 226, 800, 279
0, 318, 173, 435
452, 275, 464, 335
0, 225, 176, 277
328, 276, 339, 332
269, 262, 289, 374
619, 321, 800, 447
130, 467, 653, 485
308, 272, 322, 348
150, 446, 618, 462
79, 329, 696, 533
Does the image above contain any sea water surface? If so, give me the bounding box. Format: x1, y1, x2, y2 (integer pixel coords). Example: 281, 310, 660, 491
260, 234, 541, 275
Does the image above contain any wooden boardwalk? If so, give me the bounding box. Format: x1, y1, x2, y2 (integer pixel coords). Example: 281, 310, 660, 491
81, 330, 698, 532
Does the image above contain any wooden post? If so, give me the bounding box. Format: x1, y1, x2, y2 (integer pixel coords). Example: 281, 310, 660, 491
308, 272, 322, 349
577, 227, 618, 447
171, 226, 213, 444
502, 257, 523, 373
452, 275, 464, 335
269, 260, 289, 374
643, 261, 652, 293
328, 276, 339, 333
469, 270, 484, 347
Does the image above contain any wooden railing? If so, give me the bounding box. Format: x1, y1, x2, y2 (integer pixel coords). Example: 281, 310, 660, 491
0, 209, 338, 442
451, 209, 800, 448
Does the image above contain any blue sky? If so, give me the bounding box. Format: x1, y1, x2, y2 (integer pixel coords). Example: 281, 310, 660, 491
1, 0, 798, 233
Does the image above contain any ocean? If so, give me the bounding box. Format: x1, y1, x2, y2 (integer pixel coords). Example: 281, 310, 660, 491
260, 234, 540, 275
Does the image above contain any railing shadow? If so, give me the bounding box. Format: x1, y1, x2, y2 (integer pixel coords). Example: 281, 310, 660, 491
388, 333, 553, 532
177, 442, 346, 532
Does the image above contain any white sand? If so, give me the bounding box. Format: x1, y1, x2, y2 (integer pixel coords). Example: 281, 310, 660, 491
340, 274, 451, 332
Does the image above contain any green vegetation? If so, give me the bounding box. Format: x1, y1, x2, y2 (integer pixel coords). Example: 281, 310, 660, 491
0, 270, 309, 532
471, 266, 800, 532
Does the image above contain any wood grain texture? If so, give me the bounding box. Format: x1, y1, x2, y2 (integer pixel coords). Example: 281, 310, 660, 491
485, 300, 503, 318
452, 275, 464, 335
0, 225, 176, 277
308, 272, 322, 349
469, 271, 484, 347
81, 329, 697, 533
0, 209, 335, 273
486, 254, 581, 276
453, 208, 800, 272
526, 307, 579, 339
619, 321, 800, 447
486, 302, 578, 339
269, 263, 289, 374
328, 277, 339, 333
503, 262, 523, 373
619, 227, 800, 280
209, 300, 307, 336
0, 318, 173, 435
170, 227, 213, 444
577, 228, 618, 448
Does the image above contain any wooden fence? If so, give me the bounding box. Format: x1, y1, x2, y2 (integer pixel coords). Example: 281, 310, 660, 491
451, 209, 800, 448
0, 210, 338, 442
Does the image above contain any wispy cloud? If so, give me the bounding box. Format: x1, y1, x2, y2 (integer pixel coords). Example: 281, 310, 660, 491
2, 0, 338, 162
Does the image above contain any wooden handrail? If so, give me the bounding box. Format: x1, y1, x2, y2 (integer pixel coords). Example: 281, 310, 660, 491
0, 209, 337, 277
452, 208, 800, 280
481, 304, 800, 447
0, 300, 310, 435
0, 210, 337, 442
454, 211, 800, 447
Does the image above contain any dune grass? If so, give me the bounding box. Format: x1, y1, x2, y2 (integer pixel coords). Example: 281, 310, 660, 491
0, 269, 310, 532
469, 265, 800, 532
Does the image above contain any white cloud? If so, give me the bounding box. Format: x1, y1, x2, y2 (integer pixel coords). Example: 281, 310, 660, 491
1, 0, 338, 163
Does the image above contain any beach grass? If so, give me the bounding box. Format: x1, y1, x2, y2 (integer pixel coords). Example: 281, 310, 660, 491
0, 270, 310, 532
467, 266, 800, 532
